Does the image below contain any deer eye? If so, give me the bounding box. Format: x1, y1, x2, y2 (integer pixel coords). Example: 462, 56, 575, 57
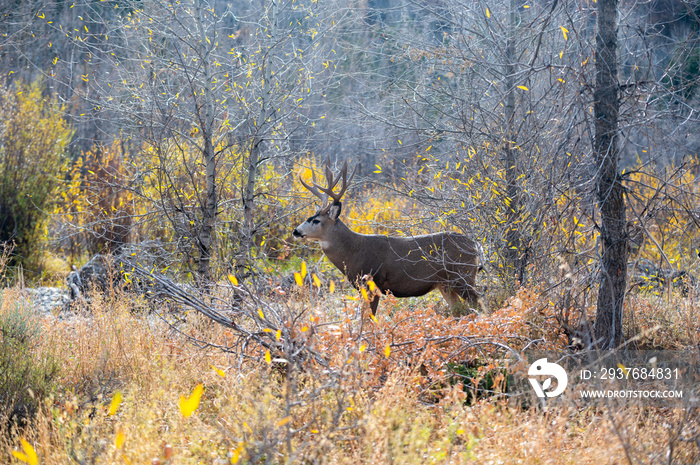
311, 219, 321, 224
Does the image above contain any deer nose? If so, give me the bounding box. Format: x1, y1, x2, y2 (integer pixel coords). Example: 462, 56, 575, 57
292, 229, 304, 238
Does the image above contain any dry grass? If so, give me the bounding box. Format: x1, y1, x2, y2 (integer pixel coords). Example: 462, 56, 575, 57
0, 285, 698, 464
626, 292, 700, 349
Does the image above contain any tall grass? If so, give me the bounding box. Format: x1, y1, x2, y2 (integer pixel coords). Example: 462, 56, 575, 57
0, 284, 698, 464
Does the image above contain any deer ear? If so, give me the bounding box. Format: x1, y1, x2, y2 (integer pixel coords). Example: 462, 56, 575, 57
328, 202, 342, 221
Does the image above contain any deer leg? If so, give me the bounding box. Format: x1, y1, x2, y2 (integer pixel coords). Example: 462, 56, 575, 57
461, 286, 479, 307
441, 287, 481, 316
439, 287, 463, 311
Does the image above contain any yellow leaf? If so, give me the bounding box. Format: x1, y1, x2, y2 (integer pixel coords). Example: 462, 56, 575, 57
312, 273, 321, 288
329, 280, 335, 294
178, 384, 204, 418
115, 430, 125, 449
359, 344, 367, 353
517, 85, 529, 91
108, 391, 122, 416
276, 329, 282, 340
12, 440, 38, 465
211, 365, 226, 377
301, 326, 309, 332
265, 350, 272, 364
276, 416, 292, 427
560, 26, 569, 41
294, 272, 303, 287
231, 443, 245, 464
374, 164, 382, 173
384, 345, 391, 358
300, 261, 307, 279
367, 280, 377, 292
228, 274, 238, 286
258, 308, 265, 319
486, 7, 490, 17
11, 451, 30, 464
370, 314, 378, 323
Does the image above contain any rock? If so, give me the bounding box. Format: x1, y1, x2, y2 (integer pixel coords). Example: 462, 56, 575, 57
66, 254, 127, 302
24, 287, 70, 314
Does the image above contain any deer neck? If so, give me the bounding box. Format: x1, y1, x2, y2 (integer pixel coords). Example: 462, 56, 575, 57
320, 220, 364, 272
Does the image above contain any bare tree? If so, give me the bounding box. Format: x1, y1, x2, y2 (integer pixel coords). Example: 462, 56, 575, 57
53, 0, 340, 283
339, 0, 593, 301
593, 0, 626, 348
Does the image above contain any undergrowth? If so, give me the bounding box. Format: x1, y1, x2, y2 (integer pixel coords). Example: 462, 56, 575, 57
0, 283, 698, 464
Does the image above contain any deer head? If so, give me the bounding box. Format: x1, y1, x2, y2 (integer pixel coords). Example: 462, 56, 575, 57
292, 159, 356, 242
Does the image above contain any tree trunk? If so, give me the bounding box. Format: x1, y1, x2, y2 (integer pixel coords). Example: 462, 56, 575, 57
593, 0, 627, 349
198, 134, 217, 283
240, 136, 261, 276
239, 0, 278, 276
503, 0, 524, 284
195, 0, 217, 284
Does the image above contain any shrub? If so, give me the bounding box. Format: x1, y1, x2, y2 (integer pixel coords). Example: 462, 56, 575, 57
0, 292, 60, 425
0, 78, 72, 273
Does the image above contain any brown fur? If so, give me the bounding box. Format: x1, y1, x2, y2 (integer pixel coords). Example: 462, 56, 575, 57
293, 161, 480, 314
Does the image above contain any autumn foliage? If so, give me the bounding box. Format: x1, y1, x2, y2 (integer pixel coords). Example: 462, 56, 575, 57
0, 79, 72, 269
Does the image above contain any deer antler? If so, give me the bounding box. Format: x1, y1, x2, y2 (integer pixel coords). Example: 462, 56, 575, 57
300, 158, 356, 213
317, 160, 356, 204
299, 167, 329, 206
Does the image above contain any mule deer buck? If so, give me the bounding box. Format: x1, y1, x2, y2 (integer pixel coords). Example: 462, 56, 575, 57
292, 159, 481, 315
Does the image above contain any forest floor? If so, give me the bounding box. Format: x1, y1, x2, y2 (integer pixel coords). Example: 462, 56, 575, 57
0, 280, 699, 464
